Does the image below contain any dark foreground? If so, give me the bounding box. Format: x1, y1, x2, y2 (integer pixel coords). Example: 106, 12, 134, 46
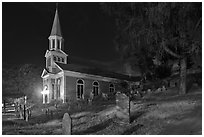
2, 87, 202, 135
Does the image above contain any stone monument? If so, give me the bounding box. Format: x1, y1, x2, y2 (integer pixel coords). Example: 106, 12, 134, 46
62, 113, 72, 135
115, 92, 130, 124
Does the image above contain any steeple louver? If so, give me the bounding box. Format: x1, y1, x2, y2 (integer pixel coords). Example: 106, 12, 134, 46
50, 8, 62, 37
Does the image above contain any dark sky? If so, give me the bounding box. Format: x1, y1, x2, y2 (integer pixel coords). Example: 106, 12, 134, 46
3, 2, 121, 68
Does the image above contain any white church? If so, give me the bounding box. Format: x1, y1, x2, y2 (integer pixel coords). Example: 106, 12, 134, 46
41, 7, 139, 104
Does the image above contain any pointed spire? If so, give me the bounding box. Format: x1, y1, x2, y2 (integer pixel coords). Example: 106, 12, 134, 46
50, 4, 62, 37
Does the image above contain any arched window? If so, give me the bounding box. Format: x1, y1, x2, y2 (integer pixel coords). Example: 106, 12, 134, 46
77, 79, 84, 99
93, 81, 99, 96
109, 84, 114, 93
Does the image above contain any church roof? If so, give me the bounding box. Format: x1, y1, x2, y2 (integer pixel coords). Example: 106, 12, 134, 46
50, 8, 62, 37
56, 62, 141, 82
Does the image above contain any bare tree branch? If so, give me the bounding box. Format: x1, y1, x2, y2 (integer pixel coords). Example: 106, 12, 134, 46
162, 40, 181, 58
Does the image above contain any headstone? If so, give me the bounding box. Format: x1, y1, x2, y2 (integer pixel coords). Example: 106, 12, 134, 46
62, 113, 72, 135
156, 88, 161, 93
19, 105, 23, 119
147, 89, 151, 93
162, 85, 166, 91
26, 109, 29, 122
115, 92, 130, 124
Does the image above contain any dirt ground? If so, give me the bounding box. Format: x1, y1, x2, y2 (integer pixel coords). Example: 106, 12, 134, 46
2, 87, 202, 135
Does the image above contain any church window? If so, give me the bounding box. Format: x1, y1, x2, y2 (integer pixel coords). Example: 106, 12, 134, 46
109, 84, 114, 92
76, 79, 84, 99
52, 39, 55, 49
62, 58, 64, 63
57, 39, 60, 49
52, 84, 54, 99
57, 57, 61, 62
56, 79, 61, 99
53, 56, 56, 61
45, 94, 48, 103
93, 81, 99, 96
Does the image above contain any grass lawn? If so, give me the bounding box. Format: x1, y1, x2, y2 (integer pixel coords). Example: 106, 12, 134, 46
2, 86, 202, 135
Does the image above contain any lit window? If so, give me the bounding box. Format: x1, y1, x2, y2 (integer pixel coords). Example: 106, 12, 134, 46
109, 84, 114, 92
77, 79, 84, 99
93, 81, 99, 96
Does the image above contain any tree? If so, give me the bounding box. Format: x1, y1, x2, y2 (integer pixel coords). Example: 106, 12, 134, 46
2, 64, 43, 102
18, 64, 43, 102
101, 2, 201, 94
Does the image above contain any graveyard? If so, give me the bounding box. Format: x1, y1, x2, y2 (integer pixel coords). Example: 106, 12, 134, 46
2, 82, 202, 135
2, 2, 202, 135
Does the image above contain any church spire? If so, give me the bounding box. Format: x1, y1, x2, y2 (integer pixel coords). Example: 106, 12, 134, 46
50, 4, 62, 37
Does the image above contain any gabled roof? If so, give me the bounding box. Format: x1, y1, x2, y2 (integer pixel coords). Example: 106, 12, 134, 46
50, 8, 62, 37
41, 67, 61, 78
41, 68, 49, 78
56, 62, 141, 82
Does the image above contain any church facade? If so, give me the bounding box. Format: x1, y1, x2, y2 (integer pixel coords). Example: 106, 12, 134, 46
41, 8, 139, 104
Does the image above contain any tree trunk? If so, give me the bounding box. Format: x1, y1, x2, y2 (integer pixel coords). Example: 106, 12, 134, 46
179, 57, 187, 94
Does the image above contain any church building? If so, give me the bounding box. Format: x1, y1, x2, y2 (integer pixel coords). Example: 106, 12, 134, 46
41, 7, 139, 104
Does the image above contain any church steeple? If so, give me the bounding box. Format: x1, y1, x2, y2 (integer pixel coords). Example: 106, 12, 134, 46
45, 4, 68, 72
50, 5, 62, 37
48, 4, 64, 51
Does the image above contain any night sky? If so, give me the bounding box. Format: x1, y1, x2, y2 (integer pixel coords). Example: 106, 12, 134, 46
3, 2, 122, 69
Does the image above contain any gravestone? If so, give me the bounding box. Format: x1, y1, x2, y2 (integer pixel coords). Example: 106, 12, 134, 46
115, 92, 130, 124
26, 109, 29, 122
62, 113, 72, 135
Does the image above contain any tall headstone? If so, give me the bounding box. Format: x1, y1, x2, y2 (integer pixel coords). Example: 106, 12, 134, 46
62, 113, 72, 135
26, 109, 29, 122
116, 92, 130, 124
